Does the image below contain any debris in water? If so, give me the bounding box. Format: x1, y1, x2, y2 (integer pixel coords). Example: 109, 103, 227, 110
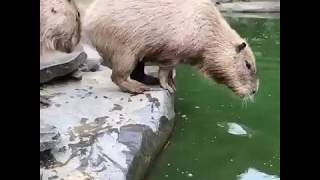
181, 114, 187, 118
178, 97, 184, 101
194, 106, 200, 109
227, 123, 247, 136
238, 168, 279, 180
164, 174, 169, 178
187, 173, 193, 177
218, 122, 251, 137
217, 123, 225, 128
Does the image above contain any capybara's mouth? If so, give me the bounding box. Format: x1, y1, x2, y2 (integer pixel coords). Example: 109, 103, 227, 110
228, 80, 258, 101
230, 87, 254, 100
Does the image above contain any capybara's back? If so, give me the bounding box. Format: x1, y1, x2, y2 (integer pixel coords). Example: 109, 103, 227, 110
83, 0, 258, 99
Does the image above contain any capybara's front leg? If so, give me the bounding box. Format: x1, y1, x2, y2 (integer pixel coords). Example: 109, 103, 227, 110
168, 69, 176, 91
159, 66, 176, 93
111, 54, 150, 94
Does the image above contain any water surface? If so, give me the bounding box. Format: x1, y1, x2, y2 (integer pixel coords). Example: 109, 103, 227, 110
146, 17, 280, 180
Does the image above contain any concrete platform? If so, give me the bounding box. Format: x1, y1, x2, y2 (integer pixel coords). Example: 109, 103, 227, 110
40, 64, 175, 180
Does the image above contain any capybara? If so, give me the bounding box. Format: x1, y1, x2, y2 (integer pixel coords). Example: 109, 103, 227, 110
40, 0, 81, 56
83, 0, 258, 99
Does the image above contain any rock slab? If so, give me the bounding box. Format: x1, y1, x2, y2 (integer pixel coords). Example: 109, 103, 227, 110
40, 51, 87, 84
40, 66, 175, 180
40, 121, 61, 152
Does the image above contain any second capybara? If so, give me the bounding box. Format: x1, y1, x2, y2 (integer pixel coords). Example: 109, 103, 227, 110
40, 0, 81, 56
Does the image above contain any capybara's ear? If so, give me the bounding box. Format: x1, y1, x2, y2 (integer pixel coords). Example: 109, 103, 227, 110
236, 42, 247, 53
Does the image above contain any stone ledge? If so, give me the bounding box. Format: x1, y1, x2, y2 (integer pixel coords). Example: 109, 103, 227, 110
40, 66, 175, 180
218, 1, 280, 13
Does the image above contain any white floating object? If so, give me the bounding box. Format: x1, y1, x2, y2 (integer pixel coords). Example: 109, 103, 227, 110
227, 123, 247, 136
238, 168, 279, 180
217, 122, 253, 137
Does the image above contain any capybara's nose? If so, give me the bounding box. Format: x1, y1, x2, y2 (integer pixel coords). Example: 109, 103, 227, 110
251, 90, 256, 95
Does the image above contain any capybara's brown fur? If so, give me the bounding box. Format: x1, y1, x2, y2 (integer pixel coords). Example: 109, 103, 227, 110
83, 0, 258, 99
40, 0, 81, 56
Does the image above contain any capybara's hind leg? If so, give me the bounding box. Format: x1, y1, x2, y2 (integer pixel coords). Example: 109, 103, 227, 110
111, 54, 150, 94
159, 66, 175, 93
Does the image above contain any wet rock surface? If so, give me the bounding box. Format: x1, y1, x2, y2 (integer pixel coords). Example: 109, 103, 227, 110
40, 65, 175, 180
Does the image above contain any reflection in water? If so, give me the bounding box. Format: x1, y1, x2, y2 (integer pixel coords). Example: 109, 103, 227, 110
238, 168, 280, 180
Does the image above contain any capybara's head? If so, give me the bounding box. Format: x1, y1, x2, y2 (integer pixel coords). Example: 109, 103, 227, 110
40, 0, 81, 55
200, 41, 259, 100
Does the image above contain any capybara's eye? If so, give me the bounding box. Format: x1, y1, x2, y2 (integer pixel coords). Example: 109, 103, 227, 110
51, 8, 57, 14
245, 60, 251, 70
77, 11, 80, 17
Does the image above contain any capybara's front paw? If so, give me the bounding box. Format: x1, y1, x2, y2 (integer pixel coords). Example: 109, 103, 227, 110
120, 80, 150, 94
129, 85, 150, 94
159, 67, 175, 93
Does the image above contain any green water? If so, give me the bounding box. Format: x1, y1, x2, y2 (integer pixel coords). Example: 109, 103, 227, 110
146, 17, 280, 180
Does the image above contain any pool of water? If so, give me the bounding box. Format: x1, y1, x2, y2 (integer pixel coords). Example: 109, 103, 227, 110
145, 17, 280, 180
